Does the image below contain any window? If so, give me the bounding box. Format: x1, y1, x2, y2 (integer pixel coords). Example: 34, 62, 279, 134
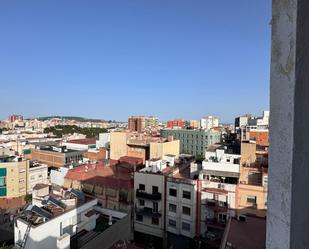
182, 206, 191, 216
183, 190, 191, 200
152, 186, 158, 194
247, 196, 257, 204
139, 199, 144, 206
182, 222, 190, 231
219, 213, 227, 222
139, 184, 145, 191
169, 203, 177, 213
169, 188, 177, 197
136, 214, 143, 221
0, 177, 6, 187
152, 217, 159, 225
153, 202, 158, 213
169, 219, 176, 227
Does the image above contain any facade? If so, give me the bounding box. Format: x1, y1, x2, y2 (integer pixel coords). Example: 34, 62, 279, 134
133, 160, 168, 247
189, 120, 199, 129
8, 115, 23, 123
166, 165, 199, 243
110, 131, 180, 162
31, 146, 84, 168
63, 138, 96, 151
83, 147, 108, 161
128, 116, 158, 133
166, 119, 185, 129
200, 116, 219, 130
0, 159, 28, 199
14, 189, 99, 249
199, 147, 240, 247
28, 161, 48, 193
160, 129, 221, 157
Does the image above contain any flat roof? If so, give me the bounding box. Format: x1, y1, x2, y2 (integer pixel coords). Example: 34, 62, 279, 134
226, 216, 266, 249
66, 138, 96, 145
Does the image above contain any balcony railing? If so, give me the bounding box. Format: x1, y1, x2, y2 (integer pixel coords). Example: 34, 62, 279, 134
135, 207, 162, 218
136, 189, 162, 200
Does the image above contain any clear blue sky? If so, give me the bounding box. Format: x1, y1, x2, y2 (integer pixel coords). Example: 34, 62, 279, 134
0, 1, 271, 122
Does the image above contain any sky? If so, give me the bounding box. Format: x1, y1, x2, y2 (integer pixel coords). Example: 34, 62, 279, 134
0, 1, 271, 123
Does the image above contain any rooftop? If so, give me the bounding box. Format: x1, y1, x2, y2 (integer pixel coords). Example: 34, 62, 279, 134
225, 216, 266, 249
66, 138, 96, 145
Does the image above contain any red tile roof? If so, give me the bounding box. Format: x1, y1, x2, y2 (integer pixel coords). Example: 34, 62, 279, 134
65, 162, 133, 189
66, 138, 96, 145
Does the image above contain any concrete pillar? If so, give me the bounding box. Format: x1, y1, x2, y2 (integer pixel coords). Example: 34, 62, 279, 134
267, 0, 309, 248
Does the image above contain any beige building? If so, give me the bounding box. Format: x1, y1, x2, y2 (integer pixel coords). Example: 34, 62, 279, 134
0, 159, 28, 198
110, 131, 180, 162
236, 141, 268, 218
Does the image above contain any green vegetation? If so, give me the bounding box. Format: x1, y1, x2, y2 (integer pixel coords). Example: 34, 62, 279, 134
44, 125, 108, 138
37, 116, 106, 122
24, 193, 32, 203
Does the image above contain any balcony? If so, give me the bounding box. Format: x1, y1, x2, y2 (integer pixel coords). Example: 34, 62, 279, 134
135, 207, 161, 218
136, 189, 162, 200
205, 201, 228, 212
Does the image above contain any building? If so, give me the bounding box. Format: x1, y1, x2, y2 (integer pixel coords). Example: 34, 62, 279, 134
160, 129, 221, 157
64, 157, 142, 213
8, 115, 23, 123
166, 119, 185, 129
200, 116, 219, 130
199, 146, 240, 248
236, 142, 268, 218
166, 163, 200, 248
31, 145, 84, 168
83, 147, 108, 161
110, 131, 180, 162
0, 157, 28, 200
221, 216, 266, 249
189, 120, 200, 129
128, 116, 158, 133
28, 161, 49, 193
134, 159, 171, 248
14, 187, 131, 249
63, 138, 97, 151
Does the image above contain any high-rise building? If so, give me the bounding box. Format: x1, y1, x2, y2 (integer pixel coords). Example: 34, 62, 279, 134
8, 114, 23, 123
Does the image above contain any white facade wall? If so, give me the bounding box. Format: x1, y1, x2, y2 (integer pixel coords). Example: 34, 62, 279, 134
50, 167, 69, 187
96, 133, 110, 149
28, 165, 49, 193
200, 116, 219, 130
166, 180, 197, 238
134, 172, 165, 238
62, 143, 89, 151
14, 198, 98, 249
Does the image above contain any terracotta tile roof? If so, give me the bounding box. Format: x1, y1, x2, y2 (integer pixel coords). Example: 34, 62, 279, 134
65, 162, 133, 189
66, 138, 96, 145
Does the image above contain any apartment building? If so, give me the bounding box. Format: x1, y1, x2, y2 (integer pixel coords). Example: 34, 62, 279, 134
199, 146, 240, 248
128, 116, 158, 133
189, 120, 199, 129
31, 145, 84, 168
64, 158, 142, 213
166, 164, 199, 248
110, 131, 180, 162
200, 116, 219, 130
166, 119, 185, 129
134, 159, 171, 248
160, 129, 221, 157
236, 142, 268, 218
28, 161, 48, 193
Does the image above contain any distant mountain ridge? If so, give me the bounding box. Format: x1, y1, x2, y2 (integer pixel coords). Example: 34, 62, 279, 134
36, 116, 108, 122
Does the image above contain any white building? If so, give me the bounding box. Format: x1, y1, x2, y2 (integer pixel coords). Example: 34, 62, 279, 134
199, 147, 240, 237
96, 133, 110, 149
200, 116, 219, 130
14, 189, 98, 249
134, 159, 171, 245
166, 166, 198, 239
28, 162, 48, 193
